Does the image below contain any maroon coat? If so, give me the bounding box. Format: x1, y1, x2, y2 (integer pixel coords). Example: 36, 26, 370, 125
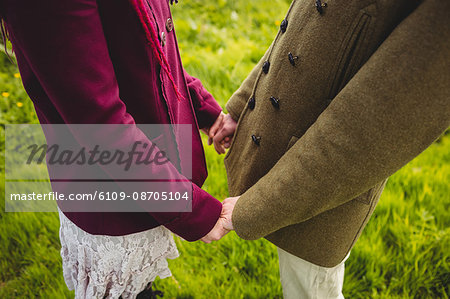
2, 0, 222, 241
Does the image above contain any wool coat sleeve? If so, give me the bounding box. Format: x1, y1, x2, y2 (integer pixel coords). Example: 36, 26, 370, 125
232, 0, 450, 240
184, 70, 222, 129
6, 0, 221, 241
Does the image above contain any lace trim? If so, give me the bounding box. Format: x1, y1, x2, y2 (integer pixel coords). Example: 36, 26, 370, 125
58, 211, 179, 299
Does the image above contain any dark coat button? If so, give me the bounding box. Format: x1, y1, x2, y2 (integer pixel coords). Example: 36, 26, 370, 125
280, 19, 288, 33
288, 52, 299, 66
315, 0, 327, 14
248, 97, 256, 110
251, 135, 261, 146
262, 61, 270, 74
270, 96, 280, 109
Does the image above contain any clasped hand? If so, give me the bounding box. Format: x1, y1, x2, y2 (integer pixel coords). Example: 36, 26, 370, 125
200, 112, 239, 243
201, 112, 238, 155
200, 196, 239, 243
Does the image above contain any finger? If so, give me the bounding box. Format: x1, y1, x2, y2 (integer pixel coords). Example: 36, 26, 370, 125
201, 128, 209, 136
209, 114, 224, 139
217, 138, 226, 154
214, 138, 225, 154
213, 128, 229, 155
213, 128, 228, 148
212, 232, 224, 241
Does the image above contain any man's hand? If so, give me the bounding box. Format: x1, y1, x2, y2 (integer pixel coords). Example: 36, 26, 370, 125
221, 196, 239, 231
210, 114, 237, 154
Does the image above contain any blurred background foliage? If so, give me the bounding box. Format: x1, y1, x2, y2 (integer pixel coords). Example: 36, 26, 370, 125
0, 0, 449, 297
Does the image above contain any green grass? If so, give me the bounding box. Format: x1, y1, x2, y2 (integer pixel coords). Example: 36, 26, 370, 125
0, 0, 449, 297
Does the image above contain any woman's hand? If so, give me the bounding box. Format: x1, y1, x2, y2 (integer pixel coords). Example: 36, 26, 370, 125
200, 196, 239, 243
200, 217, 230, 243
201, 112, 224, 144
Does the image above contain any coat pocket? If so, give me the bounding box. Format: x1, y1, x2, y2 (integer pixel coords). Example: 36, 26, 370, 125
327, 6, 374, 99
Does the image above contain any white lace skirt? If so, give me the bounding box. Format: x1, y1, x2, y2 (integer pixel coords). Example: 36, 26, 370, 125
58, 210, 179, 299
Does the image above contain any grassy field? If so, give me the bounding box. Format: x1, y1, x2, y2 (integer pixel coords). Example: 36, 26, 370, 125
0, 0, 449, 298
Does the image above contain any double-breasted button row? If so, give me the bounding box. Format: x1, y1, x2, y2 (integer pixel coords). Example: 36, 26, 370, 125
247, 95, 281, 110
248, 3, 325, 147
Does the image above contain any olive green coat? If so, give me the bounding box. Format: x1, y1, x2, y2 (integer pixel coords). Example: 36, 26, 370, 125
224, 0, 450, 267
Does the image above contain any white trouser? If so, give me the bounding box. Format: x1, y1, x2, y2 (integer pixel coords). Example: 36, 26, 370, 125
277, 248, 350, 299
